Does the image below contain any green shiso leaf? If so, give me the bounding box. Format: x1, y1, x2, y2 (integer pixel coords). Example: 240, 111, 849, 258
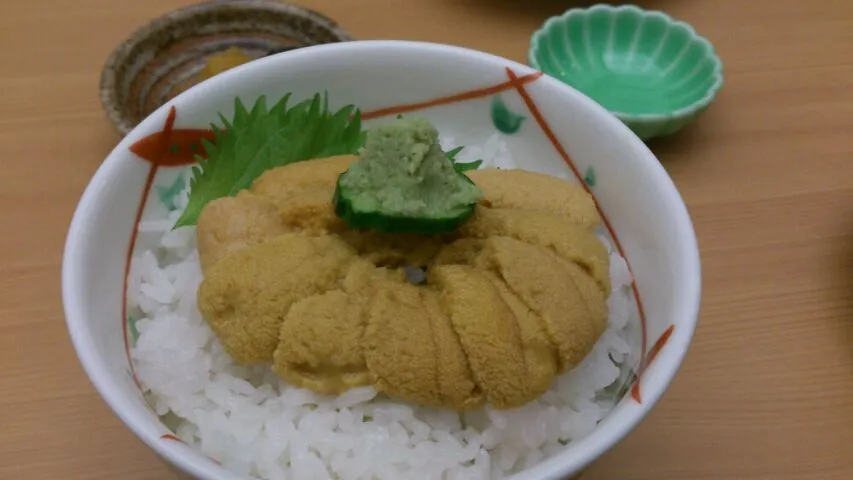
173, 92, 367, 228
446, 146, 465, 160
453, 159, 483, 173
445, 145, 482, 173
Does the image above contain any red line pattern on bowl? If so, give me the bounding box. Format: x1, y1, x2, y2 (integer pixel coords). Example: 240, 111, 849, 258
161, 434, 223, 466
161, 433, 185, 443
631, 324, 675, 403
130, 127, 216, 167
360, 72, 543, 120
123, 68, 672, 408
122, 106, 177, 390
502, 67, 664, 402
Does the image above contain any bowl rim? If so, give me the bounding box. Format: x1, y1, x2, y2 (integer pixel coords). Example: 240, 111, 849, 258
99, 0, 353, 136
528, 3, 724, 123
65, 39, 701, 480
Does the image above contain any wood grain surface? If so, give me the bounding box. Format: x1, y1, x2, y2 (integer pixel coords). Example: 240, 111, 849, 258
2, 0, 852, 479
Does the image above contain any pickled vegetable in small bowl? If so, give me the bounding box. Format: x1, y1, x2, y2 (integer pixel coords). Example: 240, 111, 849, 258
99, 0, 351, 135
529, 4, 723, 140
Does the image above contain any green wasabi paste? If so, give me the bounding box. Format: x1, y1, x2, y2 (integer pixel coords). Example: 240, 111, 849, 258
333, 116, 481, 235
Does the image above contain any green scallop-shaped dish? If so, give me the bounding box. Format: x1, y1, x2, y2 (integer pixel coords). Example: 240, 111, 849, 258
529, 4, 723, 140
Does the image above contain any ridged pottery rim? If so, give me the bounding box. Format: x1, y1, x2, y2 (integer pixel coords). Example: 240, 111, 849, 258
100, 0, 352, 136
528, 4, 724, 124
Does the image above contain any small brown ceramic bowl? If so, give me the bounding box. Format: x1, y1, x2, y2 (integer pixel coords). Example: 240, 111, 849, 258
100, 0, 352, 135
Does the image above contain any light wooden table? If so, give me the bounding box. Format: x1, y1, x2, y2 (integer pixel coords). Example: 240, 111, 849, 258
3, 0, 853, 479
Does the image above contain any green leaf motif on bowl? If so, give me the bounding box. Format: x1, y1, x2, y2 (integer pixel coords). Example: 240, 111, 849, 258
490, 94, 526, 134
583, 166, 596, 187
156, 172, 186, 211
128, 314, 140, 343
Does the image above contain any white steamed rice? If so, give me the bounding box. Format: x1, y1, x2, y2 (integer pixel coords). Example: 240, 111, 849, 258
128, 133, 640, 480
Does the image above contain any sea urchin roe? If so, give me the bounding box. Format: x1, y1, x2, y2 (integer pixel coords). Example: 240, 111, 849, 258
466, 168, 601, 229
362, 281, 441, 406
251, 154, 357, 200
197, 233, 358, 364
196, 190, 287, 271
334, 116, 481, 234
473, 237, 607, 373
422, 290, 484, 410
195, 155, 356, 268
459, 207, 611, 294
194, 148, 610, 411
336, 229, 449, 268
250, 155, 357, 233
272, 256, 405, 395
273, 289, 371, 394
430, 264, 530, 409
481, 270, 558, 399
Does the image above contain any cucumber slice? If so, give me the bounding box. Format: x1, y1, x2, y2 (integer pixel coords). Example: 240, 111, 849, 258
333, 172, 477, 235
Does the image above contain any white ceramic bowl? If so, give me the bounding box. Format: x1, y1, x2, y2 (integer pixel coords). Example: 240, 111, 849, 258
63, 40, 701, 480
